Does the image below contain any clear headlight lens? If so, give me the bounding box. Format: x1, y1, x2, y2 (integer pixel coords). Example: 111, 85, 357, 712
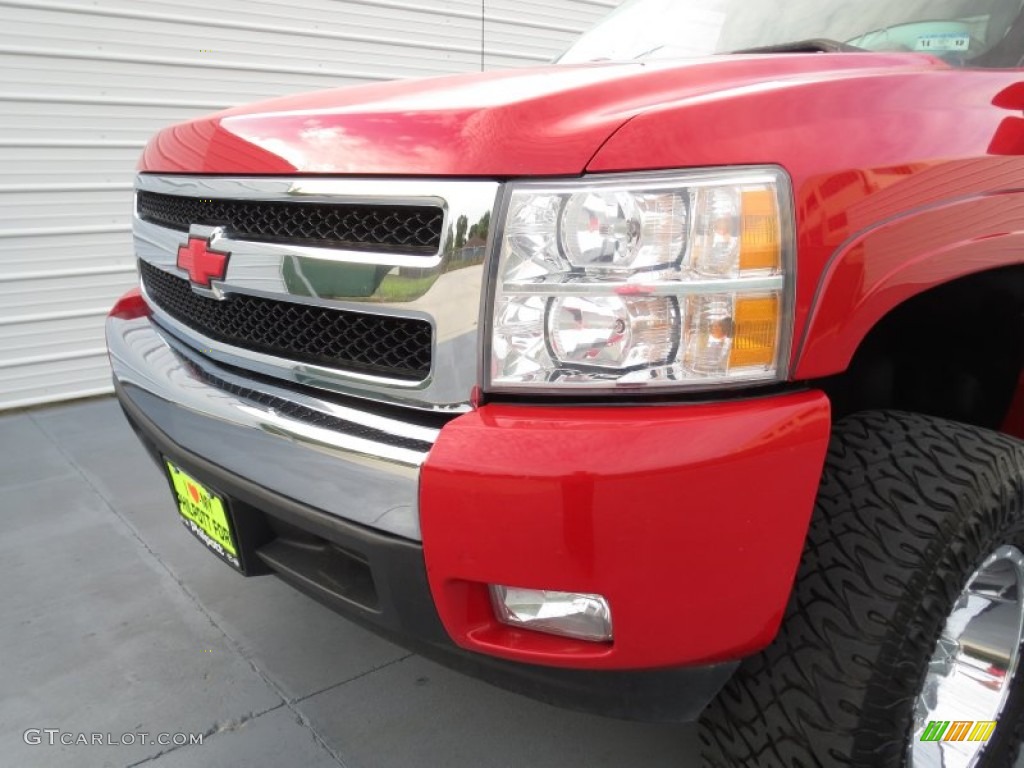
488, 168, 792, 392
547, 294, 681, 370
560, 191, 687, 270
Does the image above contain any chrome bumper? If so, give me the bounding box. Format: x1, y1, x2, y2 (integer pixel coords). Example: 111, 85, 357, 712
107, 312, 440, 540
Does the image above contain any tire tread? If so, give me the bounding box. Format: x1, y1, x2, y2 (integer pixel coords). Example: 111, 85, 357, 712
699, 411, 1024, 768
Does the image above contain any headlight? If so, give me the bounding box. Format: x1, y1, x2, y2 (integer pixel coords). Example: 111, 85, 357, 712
486, 167, 793, 392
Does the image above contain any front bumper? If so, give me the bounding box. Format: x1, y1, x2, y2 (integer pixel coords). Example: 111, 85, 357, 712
107, 309, 434, 541
107, 304, 831, 720
422, 392, 832, 670
118, 386, 739, 721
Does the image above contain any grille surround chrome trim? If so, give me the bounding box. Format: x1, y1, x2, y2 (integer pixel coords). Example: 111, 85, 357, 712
134, 174, 503, 411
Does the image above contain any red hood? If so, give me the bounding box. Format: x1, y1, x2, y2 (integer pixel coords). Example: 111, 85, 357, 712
140, 54, 944, 177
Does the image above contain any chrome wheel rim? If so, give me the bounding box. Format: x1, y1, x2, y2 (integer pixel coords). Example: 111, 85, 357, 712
910, 545, 1024, 768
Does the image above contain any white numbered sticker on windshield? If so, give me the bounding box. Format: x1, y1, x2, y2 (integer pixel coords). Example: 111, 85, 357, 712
915, 33, 970, 52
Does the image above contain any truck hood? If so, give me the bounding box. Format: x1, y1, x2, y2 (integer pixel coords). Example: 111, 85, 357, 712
140, 54, 943, 177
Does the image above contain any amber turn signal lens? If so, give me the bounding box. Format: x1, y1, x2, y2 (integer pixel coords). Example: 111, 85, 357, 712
730, 295, 779, 368
739, 189, 781, 272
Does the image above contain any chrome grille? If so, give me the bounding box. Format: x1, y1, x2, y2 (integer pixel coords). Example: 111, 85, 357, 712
133, 175, 500, 409
140, 261, 432, 381
137, 190, 444, 254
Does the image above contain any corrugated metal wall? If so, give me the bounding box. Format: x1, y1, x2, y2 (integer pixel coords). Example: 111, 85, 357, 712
0, 0, 619, 410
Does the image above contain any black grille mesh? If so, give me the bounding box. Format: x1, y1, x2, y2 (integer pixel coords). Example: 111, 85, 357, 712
136, 190, 443, 254
140, 261, 432, 380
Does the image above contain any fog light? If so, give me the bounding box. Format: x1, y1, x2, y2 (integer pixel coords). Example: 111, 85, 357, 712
489, 585, 613, 642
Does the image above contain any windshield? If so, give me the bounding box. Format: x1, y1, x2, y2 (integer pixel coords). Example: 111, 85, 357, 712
559, 0, 1024, 68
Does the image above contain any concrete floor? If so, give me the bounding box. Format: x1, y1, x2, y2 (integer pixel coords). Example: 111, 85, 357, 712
1, 398, 694, 768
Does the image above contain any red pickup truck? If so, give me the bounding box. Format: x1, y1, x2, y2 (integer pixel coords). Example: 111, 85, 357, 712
106, 0, 1024, 765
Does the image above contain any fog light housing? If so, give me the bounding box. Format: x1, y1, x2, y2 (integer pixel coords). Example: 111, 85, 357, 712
489, 585, 613, 642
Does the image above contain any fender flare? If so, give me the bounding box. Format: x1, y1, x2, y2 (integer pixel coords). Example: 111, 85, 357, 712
793, 190, 1024, 380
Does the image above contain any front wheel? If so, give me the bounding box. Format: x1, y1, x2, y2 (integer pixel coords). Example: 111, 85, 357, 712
699, 411, 1024, 768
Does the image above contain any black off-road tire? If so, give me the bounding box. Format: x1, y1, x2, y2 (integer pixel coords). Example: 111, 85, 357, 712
699, 411, 1024, 767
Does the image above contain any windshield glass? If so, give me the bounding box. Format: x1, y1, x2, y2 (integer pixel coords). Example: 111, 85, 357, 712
559, 0, 1024, 68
